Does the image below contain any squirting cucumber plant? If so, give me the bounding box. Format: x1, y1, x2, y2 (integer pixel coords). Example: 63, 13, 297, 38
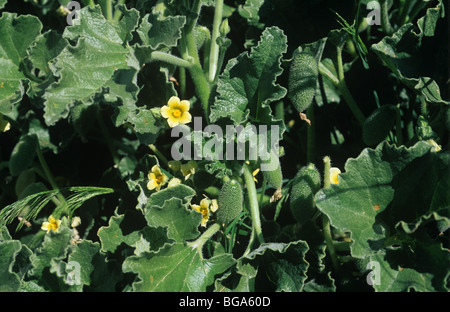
0, 0, 448, 293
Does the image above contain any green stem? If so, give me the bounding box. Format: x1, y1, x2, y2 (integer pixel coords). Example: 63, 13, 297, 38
150, 51, 193, 68
379, 0, 393, 34
105, 0, 113, 21
36, 145, 66, 206
322, 156, 339, 270
188, 222, 221, 251
179, 67, 186, 99
88, 0, 95, 7
306, 104, 315, 163
148, 144, 168, 168
335, 47, 365, 127
394, 106, 403, 146
113, 0, 126, 21
243, 164, 265, 245
208, 0, 224, 82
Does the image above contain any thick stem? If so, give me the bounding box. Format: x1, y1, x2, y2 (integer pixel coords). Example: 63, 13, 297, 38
113, 0, 126, 21
380, 0, 393, 34
150, 51, 193, 68
243, 164, 265, 245
105, 0, 113, 21
188, 222, 221, 251
208, 0, 224, 82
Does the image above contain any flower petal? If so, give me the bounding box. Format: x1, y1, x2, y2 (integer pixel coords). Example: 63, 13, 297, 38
167, 96, 180, 108
160, 105, 171, 118
178, 111, 192, 125
178, 100, 190, 112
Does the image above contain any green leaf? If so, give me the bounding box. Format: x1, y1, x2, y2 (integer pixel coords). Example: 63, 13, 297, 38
0, 13, 42, 114
288, 38, 327, 113
209, 26, 287, 126
97, 212, 143, 253
315, 141, 448, 259
42, 5, 140, 125
240, 240, 309, 291
144, 185, 202, 242
371, 1, 448, 105
9, 134, 38, 177
362, 105, 397, 146
123, 242, 235, 291
0, 239, 22, 292
29, 227, 72, 278
0, 0, 6, 10
135, 10, 186, 51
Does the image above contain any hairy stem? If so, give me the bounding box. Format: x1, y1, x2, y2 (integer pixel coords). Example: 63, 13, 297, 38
243, 163, 265, 245
36, 145, 66, 207
150, 51, 193, 68
189, 222, 221, 251
209, 0, 224, 82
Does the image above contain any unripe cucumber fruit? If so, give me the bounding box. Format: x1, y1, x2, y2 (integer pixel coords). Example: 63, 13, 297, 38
289, 163, 321, 224
261, 150, 283, 189
216, 179, 243, 225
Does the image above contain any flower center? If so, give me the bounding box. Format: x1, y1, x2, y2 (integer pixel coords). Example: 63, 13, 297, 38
172, 108, 182, 118
155, 174, 164, 184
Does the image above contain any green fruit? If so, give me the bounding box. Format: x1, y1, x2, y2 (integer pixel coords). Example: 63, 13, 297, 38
261, 150, 283, 189
289, 163, 321, 224
216, 179, 243, 225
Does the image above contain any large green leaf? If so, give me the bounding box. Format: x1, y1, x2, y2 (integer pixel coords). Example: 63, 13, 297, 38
209, 26, 287, 126
315, 141, 447, 258
123, 242, 235, 291
0, 13, 42, 114
42, 5, 140, 125
239, 241, 309, 291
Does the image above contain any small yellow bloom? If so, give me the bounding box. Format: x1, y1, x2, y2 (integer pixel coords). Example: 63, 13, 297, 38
147, 165, 169, 191
0, 114, 11, 132
190, 197, 218, 227
180, 160, 198, 180
330, 167, 341, 185
167, 177, 182, 188
160, 96, 192, 128
41, 216, 61, 233
252, 168, 260, 183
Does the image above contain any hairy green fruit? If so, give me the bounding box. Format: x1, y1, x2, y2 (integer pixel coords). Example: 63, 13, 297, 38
261, 151, 283, 189
216, 179, 243, 225
289, 163, 321, 224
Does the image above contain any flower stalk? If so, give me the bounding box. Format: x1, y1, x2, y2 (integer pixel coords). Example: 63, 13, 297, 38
243, 163, 265, 245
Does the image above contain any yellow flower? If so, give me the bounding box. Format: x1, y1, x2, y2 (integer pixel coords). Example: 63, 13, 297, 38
71, 216, 81, 228
190, 197, 217, 227
252, 168, 260, 183
0, 114, 11, 133
147, 165, 169, 191
330, 167, 341, 185
160, 96, 192, 128
41, 216, 61, 233
167, 177, 182, 188
180, 160, 198, 180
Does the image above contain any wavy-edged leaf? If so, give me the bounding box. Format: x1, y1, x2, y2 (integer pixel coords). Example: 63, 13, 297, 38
0, 13, 42, 114
123, 242, 235, 292
315, 141, 448, 258
42, 5, 140, 125
209, 26, 287, 127
0, 239, 22, 292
